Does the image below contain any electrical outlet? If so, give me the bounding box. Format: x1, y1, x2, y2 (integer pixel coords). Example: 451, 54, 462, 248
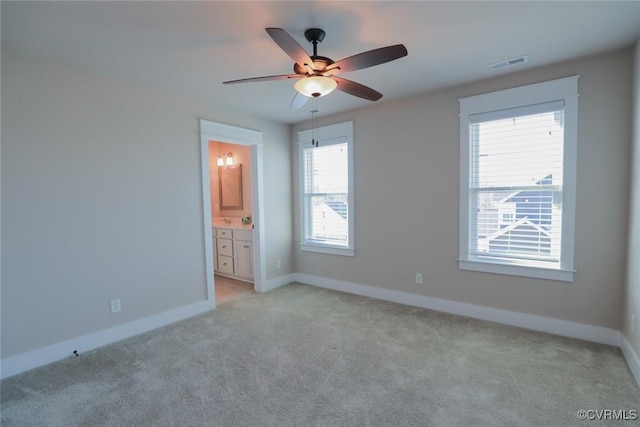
110, 298, 121, 314
276, 259, 282, 269
416, 273, 423, 285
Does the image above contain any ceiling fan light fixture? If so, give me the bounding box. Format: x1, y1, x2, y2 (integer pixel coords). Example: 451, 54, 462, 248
294, 76, 337, 98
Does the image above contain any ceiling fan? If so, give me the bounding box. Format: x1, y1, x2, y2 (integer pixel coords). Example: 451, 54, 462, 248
223, 28, 408, 109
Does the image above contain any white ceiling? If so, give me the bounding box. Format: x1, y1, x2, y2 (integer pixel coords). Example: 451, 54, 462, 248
3, 1, 640, 124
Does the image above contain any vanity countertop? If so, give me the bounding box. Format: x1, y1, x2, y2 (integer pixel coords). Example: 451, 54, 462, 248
212, 218, 253, 230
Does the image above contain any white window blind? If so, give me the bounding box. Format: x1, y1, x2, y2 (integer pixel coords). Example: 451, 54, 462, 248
298, 121, 354, 256
469, 101, 564, 263
302, 139, 349, 246
458, 76, 579, 282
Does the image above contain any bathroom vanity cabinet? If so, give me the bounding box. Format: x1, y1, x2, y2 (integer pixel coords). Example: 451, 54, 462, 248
213, 226, 253, 282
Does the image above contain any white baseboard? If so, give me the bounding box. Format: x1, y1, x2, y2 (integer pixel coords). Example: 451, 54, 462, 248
261, 274, 295, 293
293, 273, 621, 347
621, 336, 640, 387
1, 299, 214, 380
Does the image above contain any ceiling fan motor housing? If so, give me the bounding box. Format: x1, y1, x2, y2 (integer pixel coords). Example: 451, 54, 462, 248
294, 56, 334, 75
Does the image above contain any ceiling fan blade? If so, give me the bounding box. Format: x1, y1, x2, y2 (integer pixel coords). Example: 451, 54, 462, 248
333, 76, 383, 101
290, 92, 309, 109
265, 28, 314, 68
327, 44, 407, 73
223, 74, 302, 84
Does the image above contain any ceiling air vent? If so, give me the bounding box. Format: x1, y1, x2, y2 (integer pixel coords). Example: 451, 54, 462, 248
489, 55, 529, 70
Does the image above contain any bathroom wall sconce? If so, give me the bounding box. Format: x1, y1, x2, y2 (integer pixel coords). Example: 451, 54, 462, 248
217, 152, 233, 166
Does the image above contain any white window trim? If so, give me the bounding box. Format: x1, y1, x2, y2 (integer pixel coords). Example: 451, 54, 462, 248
459, 76, 579, 282
298, 121, 355, 257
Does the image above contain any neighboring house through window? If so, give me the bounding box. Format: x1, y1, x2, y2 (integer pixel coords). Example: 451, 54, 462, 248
459, 76, 579, 281
298, 121, 354, 256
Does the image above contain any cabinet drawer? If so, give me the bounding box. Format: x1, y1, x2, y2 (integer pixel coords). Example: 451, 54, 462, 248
217, 238, 233, 257
216, 228, 233, 239
218, 255, 234, 274
234, 229, 253, 242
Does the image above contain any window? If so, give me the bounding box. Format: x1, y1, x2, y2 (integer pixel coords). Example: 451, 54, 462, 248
459, 76, 579, 281
298, 121, 354, 256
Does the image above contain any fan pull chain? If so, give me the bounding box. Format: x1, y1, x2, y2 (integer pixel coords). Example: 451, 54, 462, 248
311, 97, 319, 147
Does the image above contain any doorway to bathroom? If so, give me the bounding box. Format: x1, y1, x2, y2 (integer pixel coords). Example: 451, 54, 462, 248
199, 120, 265, 307
210, 141, 254, 303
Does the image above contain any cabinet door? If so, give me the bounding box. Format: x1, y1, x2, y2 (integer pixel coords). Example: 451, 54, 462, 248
234, 240, 253, 279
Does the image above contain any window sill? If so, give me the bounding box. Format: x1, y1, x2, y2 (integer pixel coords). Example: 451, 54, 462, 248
458, 258, 574, 282
300, 243, 355, 257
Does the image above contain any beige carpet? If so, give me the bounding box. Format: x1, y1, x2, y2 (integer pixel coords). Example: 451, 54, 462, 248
1, 283, 638, 426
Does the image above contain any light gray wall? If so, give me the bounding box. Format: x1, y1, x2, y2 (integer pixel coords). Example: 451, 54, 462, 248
292, 48, 633, 330
1, 51, 293, 359
624, 39, 640, 355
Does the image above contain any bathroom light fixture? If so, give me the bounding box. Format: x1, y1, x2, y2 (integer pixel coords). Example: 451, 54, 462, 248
217, 152, 234, 166
294, 76, 337, 98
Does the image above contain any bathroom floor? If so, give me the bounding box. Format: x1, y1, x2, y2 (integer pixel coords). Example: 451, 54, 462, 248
214, 275, 254, 305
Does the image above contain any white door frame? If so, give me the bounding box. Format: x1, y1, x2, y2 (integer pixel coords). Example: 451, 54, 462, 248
199, 119, 265, 306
